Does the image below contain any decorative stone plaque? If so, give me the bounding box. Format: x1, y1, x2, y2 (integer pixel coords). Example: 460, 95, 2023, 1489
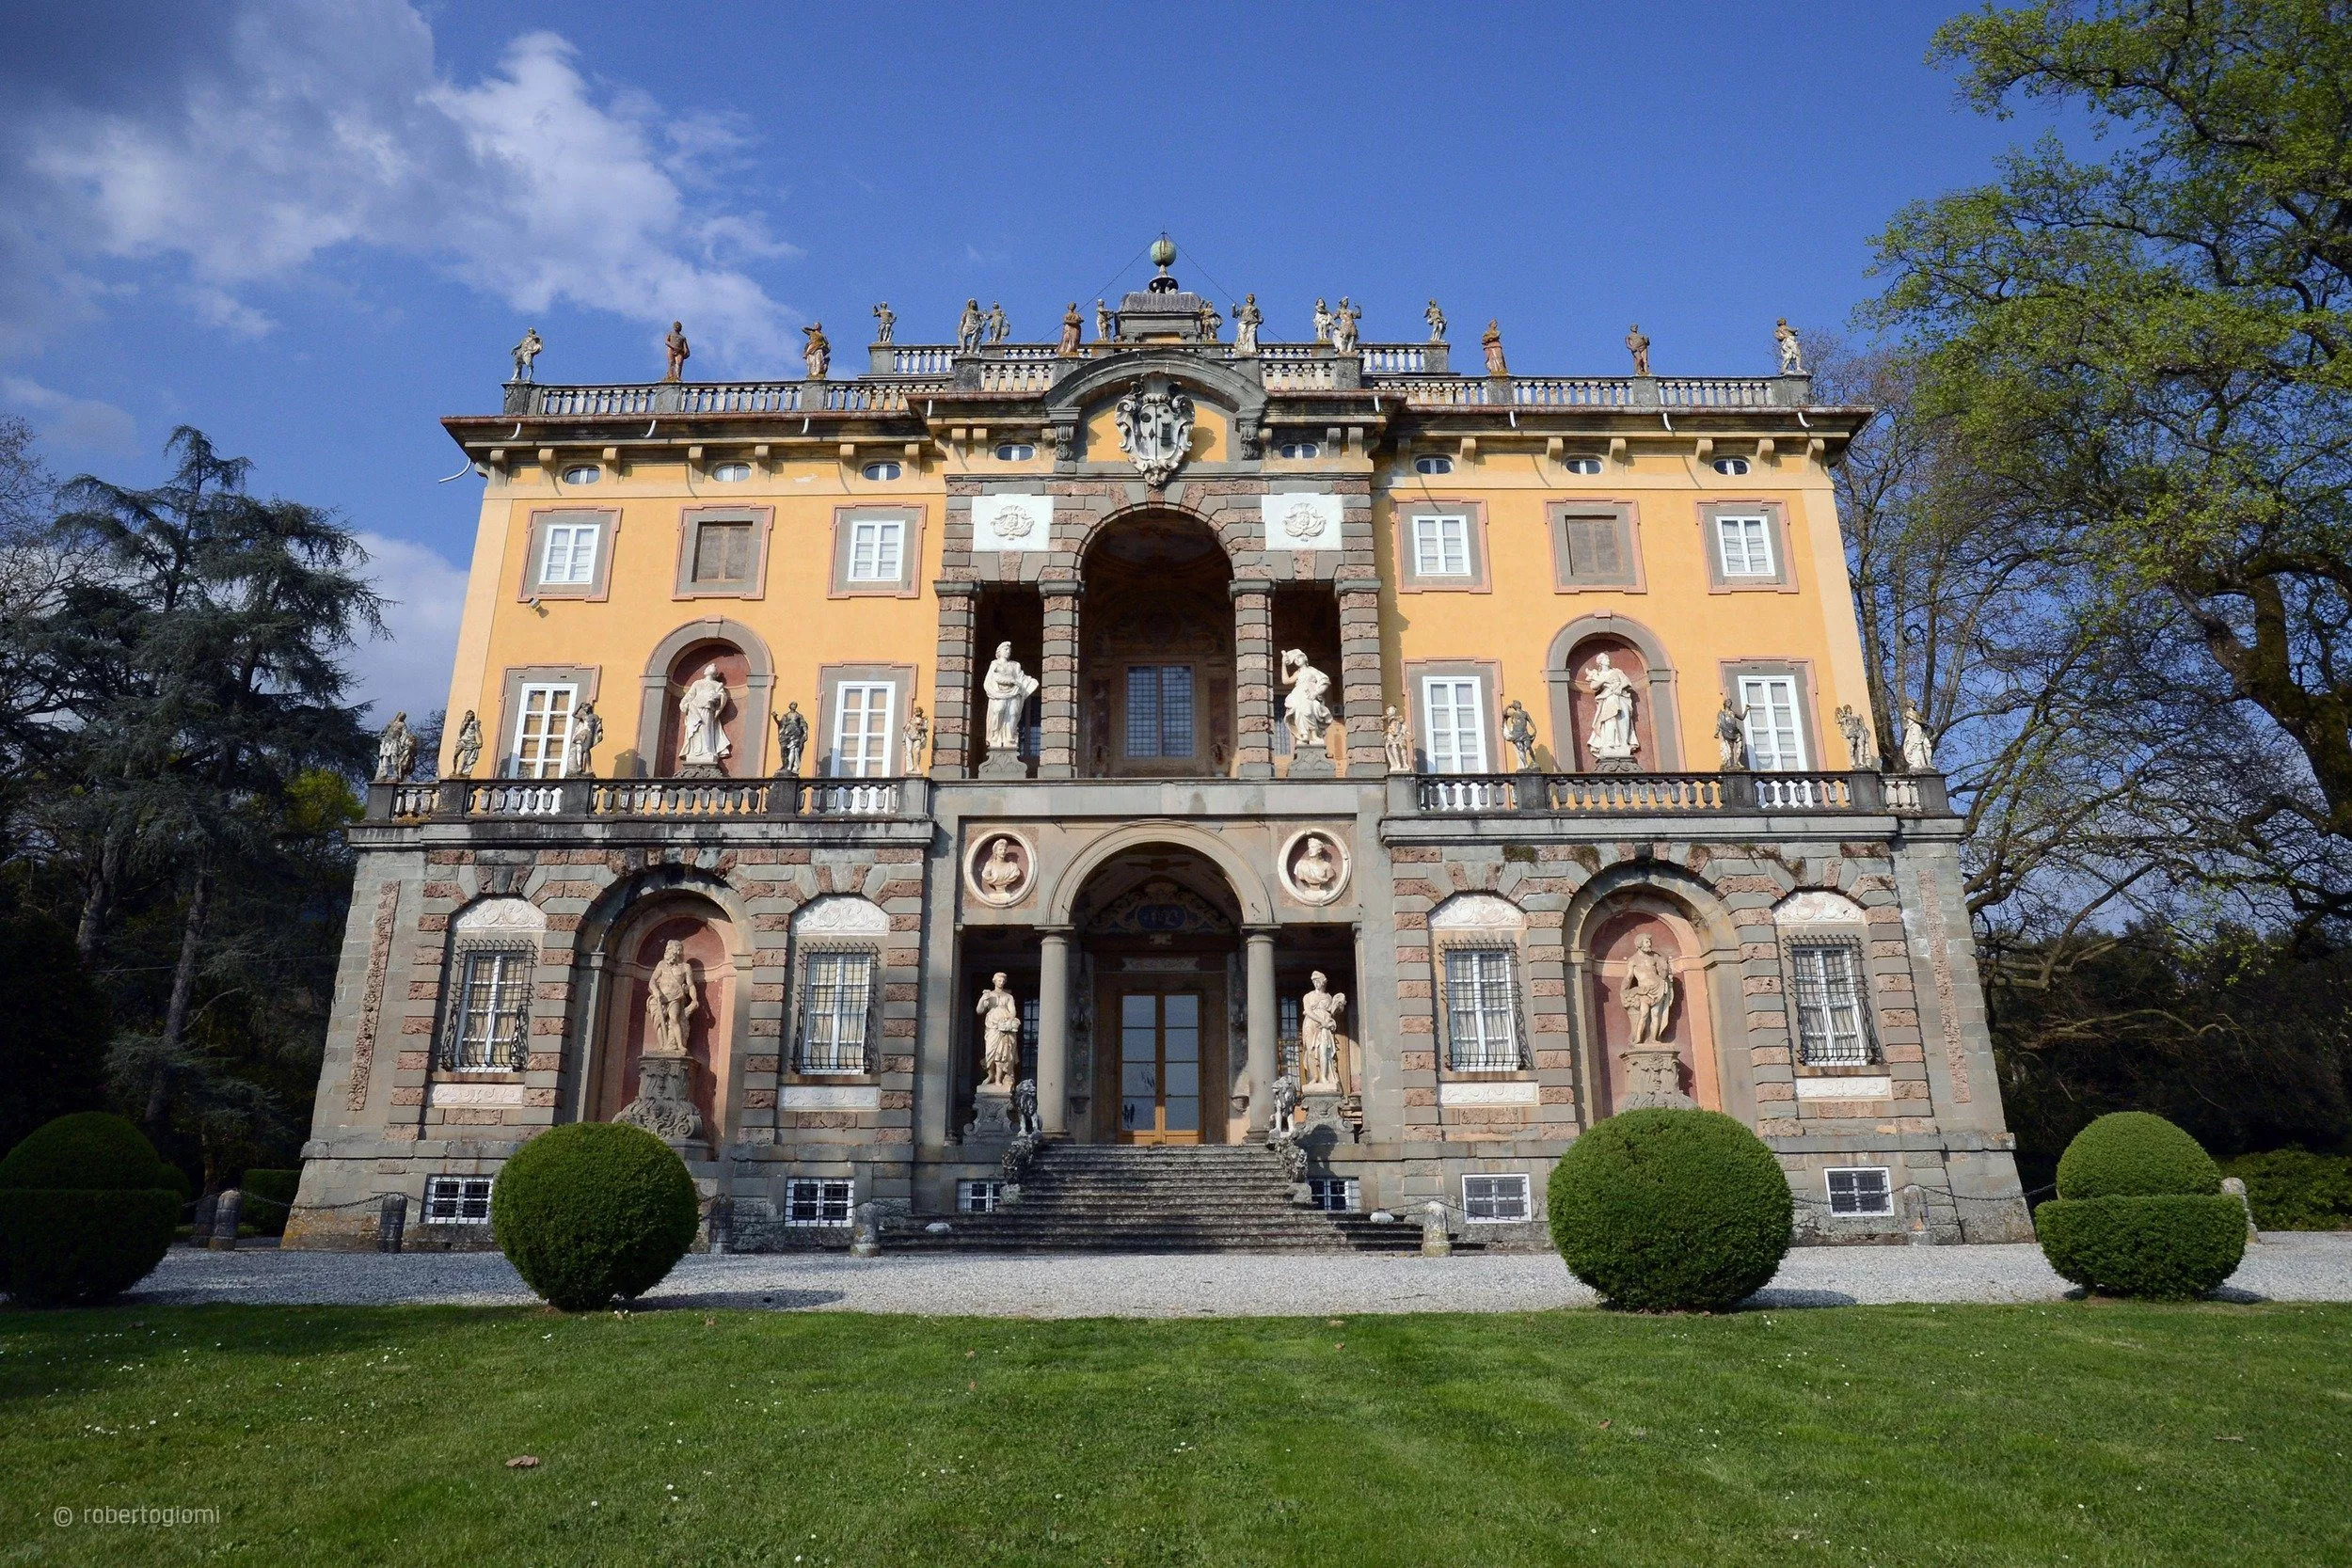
972, 494, 1053, 553
1260, 492, 1342, 550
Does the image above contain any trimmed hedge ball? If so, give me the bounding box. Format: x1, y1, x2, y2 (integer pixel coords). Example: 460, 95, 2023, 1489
492, 1123, 698, 1311
1548, 1107, 1794, 1311
2037, 1194, 2247, 1300
2055, 1112, 2220, 1199
0, 1113, 181, 1306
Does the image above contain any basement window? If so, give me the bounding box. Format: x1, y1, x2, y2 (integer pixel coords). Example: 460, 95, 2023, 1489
1306, 1177, 1360, 1213
1827, 1167, 1894, 1216
785, 1179, 855, 1227
423, 1176, 494, 1225
1463, 1173, 1531, 1223
958, 1180, 1007, 1213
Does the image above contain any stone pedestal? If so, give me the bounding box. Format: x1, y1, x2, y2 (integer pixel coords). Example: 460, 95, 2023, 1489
1615, 1046, 1694, 1111
963, 1084, 1015, 1145
616, 1053, 706, 1150
1594, 755, 1640, 774
1285, 744, 1335, 779
976, 753, 1029, 780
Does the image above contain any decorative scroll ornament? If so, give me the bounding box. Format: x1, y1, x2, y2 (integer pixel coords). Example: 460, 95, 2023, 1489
1113, 376, 1195, 487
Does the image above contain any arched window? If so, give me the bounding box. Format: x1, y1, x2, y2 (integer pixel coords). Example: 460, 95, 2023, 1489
860, 460, 903, 482
560, 464, 601, 484
1414, 454, 1454, 476
1565, 455, 1603, 475
709, 461, 752, 483
1710, 456, 1751, 476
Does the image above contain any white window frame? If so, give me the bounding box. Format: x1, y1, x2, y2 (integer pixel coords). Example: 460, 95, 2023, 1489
1565, 455, 1603, 475
1715, 513, 1775, 578
423, 1176, 494, 1225
1414, 454, 1454, 475
830, 681, 897, 778
859, 460, 903, 482
1306, 1176, 1360, 1213
1441, 945, 1521, 1071
709, 461, 752, 483
537, 521, 599, 587
784, 1178, 855, 1227
1738, 675, 1807, 771
1411, 513, 1472, 578
1826, 1166, 1894, 1217
1277, 440, 1321, 459
1790, 942, 1872, 1065
957, 1180, 1007, 1213
513, 682, 577, 779
1421, 675, 1488, 774
1712, 456, 1752, 477
993, 442, 1036, 462
559, 464, 601, 485
847, 517, 906, 583
1463, 1174, 1532, 1224
796, 949, 876, 1074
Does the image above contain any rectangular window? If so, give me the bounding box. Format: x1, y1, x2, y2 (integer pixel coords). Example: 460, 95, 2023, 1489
1442, 947, 1520, 1071
957, 1180, 1007, 1214
691, 519, 755, 585
423, 1176, 495, 1225
1463, 1174, 1532, 1223
1739, 675, 1806, 771
442, 948, 532, 1071
1123, 665, 1196, 759
797, 951, 875, 1073
1306, 1176, 1360, 1213
1715, 514, 1775, 578
1411, 514, 1471, 577
513, 683, 576, 779
1279, 994, 1302, 1079
1826, 1167, 1894, 1216
784, 1178, 855, 1227
538, 522, 599, 587
1559, 513, 1628, 582
1791, 942, 1871, 1066
847, 518, 904, 582
831, 682, 897, 778
1422, 676, 1488, 774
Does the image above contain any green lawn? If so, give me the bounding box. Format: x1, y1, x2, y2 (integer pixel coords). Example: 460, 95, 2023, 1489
3, 1301, 2347, 1566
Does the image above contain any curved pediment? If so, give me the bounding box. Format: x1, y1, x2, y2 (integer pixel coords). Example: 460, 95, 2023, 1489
1043, 347, 1266, 429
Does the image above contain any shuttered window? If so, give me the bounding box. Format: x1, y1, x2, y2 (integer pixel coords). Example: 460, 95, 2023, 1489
691, 520, 755, 584
1561, 514, 1626, 581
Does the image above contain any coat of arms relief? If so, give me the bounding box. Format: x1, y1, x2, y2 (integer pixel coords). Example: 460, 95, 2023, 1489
1113, 376, 1195, 487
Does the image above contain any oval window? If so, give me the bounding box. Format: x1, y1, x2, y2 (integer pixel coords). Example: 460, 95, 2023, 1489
560, 464, 600, 485
1414, 454, 1454, 475
1712, 456, 1751, 476
1277, 440, 1321, 459
860, 460, 903, 482
1565, 456, 1603, 475
993, 442, 1036, 462
709, 461, 752, 483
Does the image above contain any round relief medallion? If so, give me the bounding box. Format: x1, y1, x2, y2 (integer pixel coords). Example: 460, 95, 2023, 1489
1279, 499, 1325, 541
993, 502, 1038, 540
963, 831, 1037, 907
1277, 829, 1351, 905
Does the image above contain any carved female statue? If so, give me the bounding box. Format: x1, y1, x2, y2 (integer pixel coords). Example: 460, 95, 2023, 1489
375, 712, 416, 784
677, 664, 732, 769
1299, 972, 1347, 1092
1331, 297, 1360, 353
1425, 298, 1447, 342
1775, 317, 1805, 375
1384, 705, 1414, 772
1279, 649, 1332, 750
802, 322, 831, 379
1233, 293, 1262, 355
978, 837, 1024, 900
1715, 696, 1749, 770
1292, 834, 1339, 898
1901, 704, 1937, 772
902, 705, 930, 774
451, 710, 484, 778
1482, 319, 1508, 376
1582, 654, 1639, 764
977, 973, 1022, 1091
1836, 704, 1881, 771
871, 302, 895, 343
564, 701, 602, 778
1312, 298, 1331, 344
982, 642, 1039, 755
958, 299, 984, 352
1620, 934, 1674, 1044
1095, 299, 1114, 341
774, 702, 808, 776
1057, 303, 1083, 356
1502, 700, 1537, 771
644, 939, 700, 1059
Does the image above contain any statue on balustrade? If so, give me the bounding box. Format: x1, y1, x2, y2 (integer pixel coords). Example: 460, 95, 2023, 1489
509, 327, 542, 384
375, 712, 417, 784
1057, 303, 1083, 356
774, 702, 808, 776
1775, 318, 1805, 375
1715, 695, 1748, 770
1197, 301, 1222, 341
1900, 703, 1937, 772
803, 323, 831, 380
1384, 705, 1414, 772
565, 701, 602, 778
1312, 297, 1332, 344
985, 302, 1010, 343
1232, 294, 1262, 355
982, 642, 1039, 761
871, 302, 895, 344
1482, 319, 1508, 376
1626, 324, 1651, 377
451, 710, 484, 778
1331, 297, 1360, 353
1582, 655, 1639, 768
1299, 972, 1348, 1093
1620, 934, 1675, 1044
1502, 699, 1538, 772
677, 664, 732, 773
902, 705, 929, 774
663, 321, 690, 382
1836, 704, 1881, 771
1425, 298, 1447, 342
977, 973, 1022, 1092
1095, 299, 1114, 341
957, 299, 985, 352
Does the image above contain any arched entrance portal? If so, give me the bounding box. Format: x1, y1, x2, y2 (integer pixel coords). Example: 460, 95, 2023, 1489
1077, 511, 1234, 778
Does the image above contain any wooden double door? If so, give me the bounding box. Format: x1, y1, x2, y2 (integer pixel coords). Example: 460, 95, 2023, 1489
1094, 969, 1230, 1145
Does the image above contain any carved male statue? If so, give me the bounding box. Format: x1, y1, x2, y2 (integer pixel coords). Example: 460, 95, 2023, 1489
1626, 324, 1652, 377
677, 663, 732, 769
902, 705, 929, 774
1232, 293, 1262, 354
1775, 317, 1805, 375
985, 302, 1009, 343
957, 299, 985, 352
1482, 319, 1508, 376
1836, 704, 1881, 771
1384, 705, 1414, 772
1502, 699, 1538, 771
1621, 933, 1675, 1044
644, 939, 700, 1058
1280, 649, 1333, 750
977, 836, 1024, 900
982, 642, 1039, 757
565, 701, 602, 778
1900, 703, 1937, 772
375, 712, 416, 784
1299, 971, 1348, 1092
1715, 696, 1749, 770
1582, 654, 1639, 764
663, 321, 690, 382
977, 972, 1021, 1091
802, 323, 831, 380
509, 327, 543, 384
1057, 303, 1083, 356
1425, 298, 1447, 342
451, 710, 484, 778
1312, 297, 1332, 343
1293, 834, 1340, 897
1095, 299, 1114, 341
1331, 297, 1360, 353
871, 302, 895, 343
1197, 302, 1222, 341
774, 702, 808, 776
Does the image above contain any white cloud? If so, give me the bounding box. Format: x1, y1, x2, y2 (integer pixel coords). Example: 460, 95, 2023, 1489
350, 529, 468, 725
0, 375, 136, 454
6, 3, 795, 365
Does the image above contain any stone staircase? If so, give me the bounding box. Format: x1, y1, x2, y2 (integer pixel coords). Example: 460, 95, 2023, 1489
894, 1144, 1456, 1254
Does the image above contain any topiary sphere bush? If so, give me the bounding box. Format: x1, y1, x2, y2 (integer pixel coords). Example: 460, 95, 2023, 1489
492, 1123, 698, 1311
0, 1112, 183, 1307
1548, 1107, 1794, 1311
2039, 1112, 2244, 1300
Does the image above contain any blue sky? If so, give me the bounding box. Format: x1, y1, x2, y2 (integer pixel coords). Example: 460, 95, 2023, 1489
0, 0, 2049, 720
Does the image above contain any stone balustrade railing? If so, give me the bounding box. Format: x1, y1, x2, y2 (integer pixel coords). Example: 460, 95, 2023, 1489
368, 777, 925, 824
1412, 770, 1947, 816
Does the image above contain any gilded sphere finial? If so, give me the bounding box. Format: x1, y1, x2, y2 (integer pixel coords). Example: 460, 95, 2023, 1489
1150, 233, 1177, 270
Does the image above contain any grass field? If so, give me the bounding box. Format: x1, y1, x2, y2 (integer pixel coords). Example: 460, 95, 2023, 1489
3, 1300, 2347, 1566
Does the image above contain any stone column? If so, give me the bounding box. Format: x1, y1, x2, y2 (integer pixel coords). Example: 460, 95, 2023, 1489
1246, 927, 1278, 1134
1337, 573, 1385, 775
1039, 580, 1082, 779
931, 581, 979, 778
1037, 927, 1072, 1137
1232, 579, 1275, 779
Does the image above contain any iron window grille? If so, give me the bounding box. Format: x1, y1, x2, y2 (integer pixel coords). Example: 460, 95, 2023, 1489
1788, 941, 1874, 1066
1463, 1173, 1532, 1223
423, 1176, 494, 1225
438, 947, 532, 1071
958, 1180, 1006, 1213
795, 948, 878, 1073
1306, 1176, 1360, 1212
1441, 944, 1525, 1071
1826, 1167, 1894, 1216
784, 1178, 854, 1227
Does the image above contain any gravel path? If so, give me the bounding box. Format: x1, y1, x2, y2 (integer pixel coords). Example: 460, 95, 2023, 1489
112, 1232, 2352, 1317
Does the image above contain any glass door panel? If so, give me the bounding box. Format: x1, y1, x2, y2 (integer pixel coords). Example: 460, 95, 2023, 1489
1117, 991, 1205, 1144
1120, 993, 1157, 1139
